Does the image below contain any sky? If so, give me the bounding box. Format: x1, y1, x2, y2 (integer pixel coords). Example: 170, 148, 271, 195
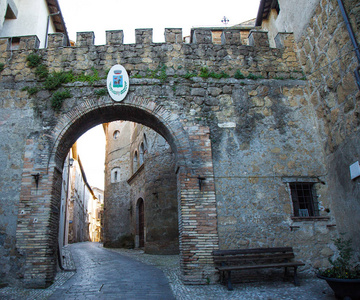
61, 0, 261, 190
58, 0, 260, 44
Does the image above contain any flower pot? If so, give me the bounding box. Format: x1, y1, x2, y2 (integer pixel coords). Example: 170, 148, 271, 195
317, 274, 360, 300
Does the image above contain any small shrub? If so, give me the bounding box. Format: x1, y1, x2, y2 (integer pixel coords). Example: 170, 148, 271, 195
44, 71, 72, 90
132, 73, 143, 78
209, 71, 229, 79
51, 89, 71, 111
75, 67, 100, 84
247, 73, 264, 80
35, 64, 49, 79
22, 86, 40, 95
0, 63, 4, 72
200, 67, 210, 78
234, 70, 245, 79
26, 53, 42, 68
183, 71, 197, 79
159, 64, 167, 82
319, 236, 360, 279
94, 88, 107, 97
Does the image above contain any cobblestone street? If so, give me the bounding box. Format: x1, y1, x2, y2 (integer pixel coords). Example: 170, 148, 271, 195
0, 242, 337, 300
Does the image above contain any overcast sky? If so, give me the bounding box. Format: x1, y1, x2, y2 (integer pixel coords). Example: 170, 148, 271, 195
58, 0, 260, 44
61, 0, 261, 190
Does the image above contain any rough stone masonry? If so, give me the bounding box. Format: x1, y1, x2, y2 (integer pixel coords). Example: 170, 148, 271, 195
0, 27, 337, 288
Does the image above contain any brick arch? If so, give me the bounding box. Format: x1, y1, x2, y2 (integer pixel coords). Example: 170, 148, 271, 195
49, 94, 192, 171
17, 94, 219, 288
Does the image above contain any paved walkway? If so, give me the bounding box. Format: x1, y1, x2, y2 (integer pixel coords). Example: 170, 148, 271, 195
48, 242, 175, 299
0, 242, 337, 299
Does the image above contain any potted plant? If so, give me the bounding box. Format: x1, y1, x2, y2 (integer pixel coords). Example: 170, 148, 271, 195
317, 236, 360, 300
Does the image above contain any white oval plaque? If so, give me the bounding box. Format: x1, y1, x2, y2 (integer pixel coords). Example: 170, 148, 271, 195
107, 64, 129, 102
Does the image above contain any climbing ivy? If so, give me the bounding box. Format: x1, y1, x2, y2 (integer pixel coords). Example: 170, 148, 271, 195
24, 53, 102, 112
51, 90, 71, 111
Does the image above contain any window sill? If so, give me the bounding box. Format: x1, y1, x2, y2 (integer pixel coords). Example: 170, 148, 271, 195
291, 216, 330, 221
127, 163, 144, 185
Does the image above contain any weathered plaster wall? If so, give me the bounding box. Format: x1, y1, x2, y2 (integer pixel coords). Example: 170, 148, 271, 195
0, 0, 55, 48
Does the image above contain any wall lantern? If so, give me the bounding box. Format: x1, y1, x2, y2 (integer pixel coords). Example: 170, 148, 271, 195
197, 176, 206, 191
32, 173, 41, 188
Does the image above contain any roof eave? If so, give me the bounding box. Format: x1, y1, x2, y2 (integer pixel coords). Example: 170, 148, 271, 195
46, 0, 70, 46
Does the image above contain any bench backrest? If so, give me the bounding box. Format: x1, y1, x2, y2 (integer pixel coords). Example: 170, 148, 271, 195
213, 247, 295, 266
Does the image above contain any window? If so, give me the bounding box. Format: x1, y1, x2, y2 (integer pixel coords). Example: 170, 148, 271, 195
143, 134, 148, 151
9, 37, 20, 50
139, 142, 145, 165
5, 4, 17, 19
133, 151, 138, 173
113, 130, 120, 139
289, 182, 319, 217
111, 167, 121, 183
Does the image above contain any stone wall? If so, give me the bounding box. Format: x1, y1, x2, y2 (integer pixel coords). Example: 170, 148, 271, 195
0, 27, 337, 287
295, 0, 360, 250
125, 124, 179, 254
103, 122, 132, 247
142, 129, 179, 254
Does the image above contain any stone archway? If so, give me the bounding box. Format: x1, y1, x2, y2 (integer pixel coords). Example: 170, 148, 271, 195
16, 94, 219, 288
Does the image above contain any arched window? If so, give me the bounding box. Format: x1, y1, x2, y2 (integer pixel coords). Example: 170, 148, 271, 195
133, 151, 138, 173
143, 134, 148, 152
111, 167, 121, 183
139, 142, 145, 165
113, 130, 120, 139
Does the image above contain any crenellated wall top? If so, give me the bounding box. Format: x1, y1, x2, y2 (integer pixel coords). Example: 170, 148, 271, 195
0, 28, 294, 50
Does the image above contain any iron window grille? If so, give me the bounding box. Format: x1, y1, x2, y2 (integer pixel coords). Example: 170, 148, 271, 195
289, 182, 319, 217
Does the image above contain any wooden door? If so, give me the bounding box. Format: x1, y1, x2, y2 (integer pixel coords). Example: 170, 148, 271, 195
138, 199, 144, 248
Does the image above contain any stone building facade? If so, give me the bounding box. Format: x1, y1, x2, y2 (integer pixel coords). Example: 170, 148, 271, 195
0, 0, 359, 289
104, 121, 179, 254
58, 144, 98, 246
89, 187, 104, 242
257, 0, 360, 251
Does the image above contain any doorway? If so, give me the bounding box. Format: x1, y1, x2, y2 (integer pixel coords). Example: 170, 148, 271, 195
137, 198, 145, 248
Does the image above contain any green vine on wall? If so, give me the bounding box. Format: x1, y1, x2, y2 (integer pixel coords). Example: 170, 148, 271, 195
131, 64, 303, 81
24, 53, 102, 112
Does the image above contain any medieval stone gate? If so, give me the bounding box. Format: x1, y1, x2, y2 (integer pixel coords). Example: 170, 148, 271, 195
1, 23, 346, 288
16, 92, 219, 287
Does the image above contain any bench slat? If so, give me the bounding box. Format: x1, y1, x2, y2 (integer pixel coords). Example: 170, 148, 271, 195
216, 261, 305, 271
213, 252, 295, 263
213, 247, 293, 256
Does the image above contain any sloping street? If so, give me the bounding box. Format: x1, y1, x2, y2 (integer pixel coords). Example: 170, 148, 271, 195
48, 242, 175, 299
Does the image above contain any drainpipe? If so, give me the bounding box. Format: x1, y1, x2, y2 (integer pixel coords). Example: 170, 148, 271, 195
44, 11, 60, 48
337, 0, 360, 90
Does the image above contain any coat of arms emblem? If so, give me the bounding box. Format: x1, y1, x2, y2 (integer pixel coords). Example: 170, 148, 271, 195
107, 65, 129, 102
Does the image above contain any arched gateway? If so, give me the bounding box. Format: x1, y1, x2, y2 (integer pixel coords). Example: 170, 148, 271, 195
16, 94, 219, 288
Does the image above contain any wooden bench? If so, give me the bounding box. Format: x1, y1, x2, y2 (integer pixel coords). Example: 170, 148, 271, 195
212, 247, 305, 290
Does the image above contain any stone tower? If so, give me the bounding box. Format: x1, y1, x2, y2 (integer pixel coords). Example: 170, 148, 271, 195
103, 121, 179, 254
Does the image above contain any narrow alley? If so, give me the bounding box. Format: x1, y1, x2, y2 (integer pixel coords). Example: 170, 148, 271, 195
49, 242, 175, 299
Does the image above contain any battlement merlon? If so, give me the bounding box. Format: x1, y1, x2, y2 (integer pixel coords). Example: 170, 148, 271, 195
0, 29, 295, 51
